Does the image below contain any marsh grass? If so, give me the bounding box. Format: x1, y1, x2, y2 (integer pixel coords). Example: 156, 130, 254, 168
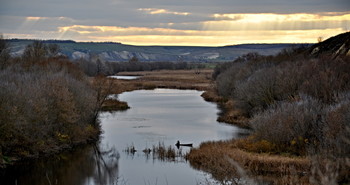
123, 142, 186, 162
187, 140, 310, 184
151, 142, 185, 162
123, 144, 137, 156
101, 99, 130, 112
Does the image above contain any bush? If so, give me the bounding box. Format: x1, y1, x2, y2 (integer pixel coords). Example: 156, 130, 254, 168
323, 93, 350, 157
0, 40, 101, 163
250, 96, 325, 155
234, 67, 282, 115
300, 56, 350, 104
0, 35, 11, 70
250, 92, 350, 157
0, 63, 99, 158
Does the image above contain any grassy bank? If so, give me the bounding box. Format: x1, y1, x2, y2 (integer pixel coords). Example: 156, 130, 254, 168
187, 140, 311, 184
190, 33, 350, 184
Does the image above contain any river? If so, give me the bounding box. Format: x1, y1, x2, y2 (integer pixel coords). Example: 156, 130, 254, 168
2, 89, 246, 185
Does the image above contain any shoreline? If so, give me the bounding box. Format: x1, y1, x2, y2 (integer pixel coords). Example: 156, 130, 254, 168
104, 69, 248, 127
2, 69, 311, 184
104, 69, 311, 183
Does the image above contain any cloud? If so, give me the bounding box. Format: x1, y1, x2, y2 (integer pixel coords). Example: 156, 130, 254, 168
1, 0, 350, 45
70, 28, 346, 46
138, 8, 190, 16
204, 13, 350, 31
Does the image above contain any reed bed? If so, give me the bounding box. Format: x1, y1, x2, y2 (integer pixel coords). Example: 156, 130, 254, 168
123, 142, 187, 162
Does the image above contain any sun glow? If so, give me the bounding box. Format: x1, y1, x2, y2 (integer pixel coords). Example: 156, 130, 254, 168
213, 12, 350, 22
138, 8, 190, 16
25, 16, 46, 21
4, 12, 350, 46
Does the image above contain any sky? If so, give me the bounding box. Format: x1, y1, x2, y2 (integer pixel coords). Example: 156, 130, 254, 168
0, 0, 349, 46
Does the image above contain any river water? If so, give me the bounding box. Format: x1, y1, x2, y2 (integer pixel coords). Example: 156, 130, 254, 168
108, 75, 140, 80
1, 89, 246, 185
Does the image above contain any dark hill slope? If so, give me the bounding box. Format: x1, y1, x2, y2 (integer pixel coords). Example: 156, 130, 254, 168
310, 31, 350, 58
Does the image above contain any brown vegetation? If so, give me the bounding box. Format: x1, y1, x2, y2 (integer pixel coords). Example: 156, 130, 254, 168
187, 140, 311, 184
123, 143, 185, 162
2, 33, 349, 184
0, 39, 108, 167
75, 55, 205, 77
116, 69, 213, 91
192, 32, 350, 184
100, 99, 129, 112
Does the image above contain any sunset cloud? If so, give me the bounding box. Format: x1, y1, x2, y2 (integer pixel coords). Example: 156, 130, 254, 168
0, 0, 349, 46
138, 8, 190, 16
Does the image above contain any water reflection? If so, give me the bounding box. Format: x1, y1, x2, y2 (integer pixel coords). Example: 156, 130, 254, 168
108, 76, 140, 80
123, 142, 188, 163
1, 144, 119, 185
99, 89, 246, 184
1, 89, 247, 185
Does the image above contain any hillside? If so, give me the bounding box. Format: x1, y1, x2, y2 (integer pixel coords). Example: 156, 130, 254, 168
310, 31, 350, 58
7, 39, 308, 62
191, 31, 350, 184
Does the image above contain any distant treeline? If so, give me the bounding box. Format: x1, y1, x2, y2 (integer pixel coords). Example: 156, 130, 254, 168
6, 38, 77, 44
6, 39, 123, 45
75, 56, 206, 76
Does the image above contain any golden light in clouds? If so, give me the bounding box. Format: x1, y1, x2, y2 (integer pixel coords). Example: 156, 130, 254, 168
78, 29, 343, 46
26, 16, 44, 21
22, 12, 350, 46
138, 8, 191, 15
213, 12, 350, 22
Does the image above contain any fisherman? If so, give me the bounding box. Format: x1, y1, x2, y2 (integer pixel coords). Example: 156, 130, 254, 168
175, 140, 180, 148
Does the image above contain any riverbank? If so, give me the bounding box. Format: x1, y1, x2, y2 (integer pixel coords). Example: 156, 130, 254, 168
101, 69, 214, 110
187, 139, 311, 184
103, 69, 249, 128
103, 69, 314, 183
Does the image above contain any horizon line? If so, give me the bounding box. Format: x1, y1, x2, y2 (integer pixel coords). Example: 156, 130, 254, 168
5, 37, 315, 47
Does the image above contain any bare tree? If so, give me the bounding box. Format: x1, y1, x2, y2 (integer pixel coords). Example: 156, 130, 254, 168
22, 41, 48, 63
47, 43, 60, 57
0, 35, 10, 69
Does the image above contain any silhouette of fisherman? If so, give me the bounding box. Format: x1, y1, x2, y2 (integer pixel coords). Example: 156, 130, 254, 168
175, 140, 180, 149
175, 140, 192, 149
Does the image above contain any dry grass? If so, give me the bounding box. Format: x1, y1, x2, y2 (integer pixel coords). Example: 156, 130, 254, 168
123, 143, 186, 162
202, 90, 250, 128
116, 69, 213, 91
187, 140, 311, 184
151, 142, 185, 162
100, 99, 129, 111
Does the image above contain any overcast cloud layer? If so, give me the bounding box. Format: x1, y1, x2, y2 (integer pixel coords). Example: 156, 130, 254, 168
1, 0, 349, 45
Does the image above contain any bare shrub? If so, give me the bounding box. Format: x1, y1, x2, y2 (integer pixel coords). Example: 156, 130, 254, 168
0, 35, 11, 69
0, 58, 99, 161
300, 56, 350, 104
216, 62, 245, 97
234, 67, 282, 116
323, 93, 350, 157
250, 96, 325, 155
